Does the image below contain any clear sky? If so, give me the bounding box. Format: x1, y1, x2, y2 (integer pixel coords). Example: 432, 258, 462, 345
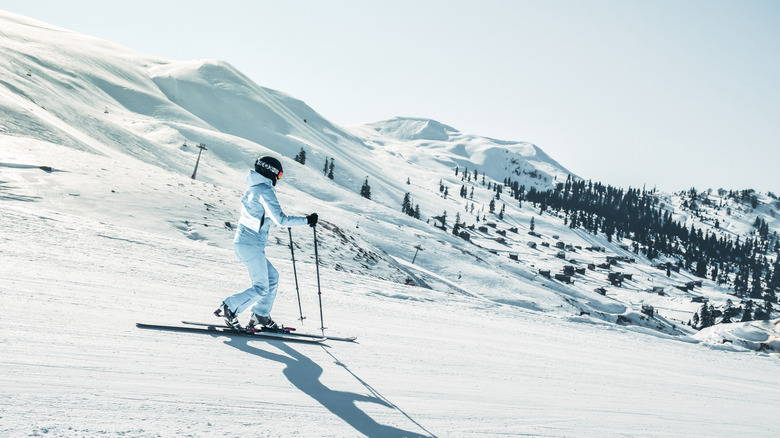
2, 0, 778, 193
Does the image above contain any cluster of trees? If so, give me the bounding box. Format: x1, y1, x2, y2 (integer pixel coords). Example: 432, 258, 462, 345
294, 148, 306, 164
400, 164, 778, 327
520, 176, 778, 320
295, 148, 375, 200
455, 166, 485, 185
401, 192, 421, 219
693, 298, 775, 329
323, 157, 335, 179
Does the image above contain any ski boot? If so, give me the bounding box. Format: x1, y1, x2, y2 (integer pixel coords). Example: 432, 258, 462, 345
214, 302, 240, 331
246, 313, 285, 333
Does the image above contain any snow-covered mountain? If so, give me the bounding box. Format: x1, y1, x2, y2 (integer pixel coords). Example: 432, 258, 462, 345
353, 116, 571, 187
2, 10, 779, 437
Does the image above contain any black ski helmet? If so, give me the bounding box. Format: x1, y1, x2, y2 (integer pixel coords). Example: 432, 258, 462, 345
255, 156, 283, 186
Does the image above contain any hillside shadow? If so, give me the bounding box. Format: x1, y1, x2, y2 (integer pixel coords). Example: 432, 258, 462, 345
0, 181, 41, 202
224, 338, 434, 437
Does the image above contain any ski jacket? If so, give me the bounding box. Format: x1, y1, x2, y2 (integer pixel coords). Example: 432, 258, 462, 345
235, 170, 307, 243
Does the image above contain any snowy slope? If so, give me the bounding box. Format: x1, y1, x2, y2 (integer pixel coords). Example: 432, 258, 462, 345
351, 116, 572, 189
2, 9, 780, 437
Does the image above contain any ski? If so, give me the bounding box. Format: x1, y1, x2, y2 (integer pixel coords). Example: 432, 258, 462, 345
136, 322, 326, 343
181, 320, 357, 342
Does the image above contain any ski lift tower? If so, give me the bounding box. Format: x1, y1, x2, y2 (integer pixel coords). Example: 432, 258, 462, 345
412, 244, 424, 264
191, 143, 207, 179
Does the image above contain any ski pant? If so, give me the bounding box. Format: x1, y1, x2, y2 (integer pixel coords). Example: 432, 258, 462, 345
223, 241, 279, 317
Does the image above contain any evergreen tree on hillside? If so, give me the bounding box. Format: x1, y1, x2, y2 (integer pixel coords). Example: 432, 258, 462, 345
750, 268, 764, 299
696, 256, 708, 278
753, 300, 772, 320
402, 192, 412, 216
294, 148, 306, 164
769, 259, 780, 292
741, 300, 754, 322
328, 159, 335, 179
721, 299, 738, 324
452, 212, 462, 235
360, 177, 371, 199
698, 304, 715, 329
734, 268, 749, 296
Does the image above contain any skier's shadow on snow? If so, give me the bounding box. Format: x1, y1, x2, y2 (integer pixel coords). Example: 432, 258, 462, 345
224, 338, 433, 438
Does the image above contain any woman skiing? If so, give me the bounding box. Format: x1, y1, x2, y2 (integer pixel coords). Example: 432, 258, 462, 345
215, 156, 318, 332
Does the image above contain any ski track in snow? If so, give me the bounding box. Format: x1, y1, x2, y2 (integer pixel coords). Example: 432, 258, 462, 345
3, 200, 780, 437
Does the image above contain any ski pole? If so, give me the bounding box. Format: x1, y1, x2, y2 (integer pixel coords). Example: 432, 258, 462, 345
313, 225, 326, 335
288, 227, 305, 323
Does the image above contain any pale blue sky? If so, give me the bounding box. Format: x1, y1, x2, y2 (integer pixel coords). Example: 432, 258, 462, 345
2, 0, 778, 193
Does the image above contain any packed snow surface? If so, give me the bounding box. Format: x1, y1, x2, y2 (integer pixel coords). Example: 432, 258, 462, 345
1, 9, 779, 437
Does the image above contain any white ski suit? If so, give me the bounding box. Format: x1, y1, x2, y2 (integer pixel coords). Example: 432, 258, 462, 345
223, 170, 308, 317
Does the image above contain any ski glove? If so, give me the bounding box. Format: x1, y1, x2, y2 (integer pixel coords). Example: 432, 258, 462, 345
306, 213, 319, 227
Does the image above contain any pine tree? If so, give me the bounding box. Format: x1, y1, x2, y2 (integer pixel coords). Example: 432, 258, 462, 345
750, 268, 763, 299
323, 157, 329, 175
328, 159, 335, 179
699, 304, 715, 328
360, 177, 371, 199
696, 256, 708, 278
294, 148, 306, 164
753, 300, 771, 321
722, 299, 736, 324
741, 300, 754, 322
768, 259, 780, 292
402, 192, 412, 216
